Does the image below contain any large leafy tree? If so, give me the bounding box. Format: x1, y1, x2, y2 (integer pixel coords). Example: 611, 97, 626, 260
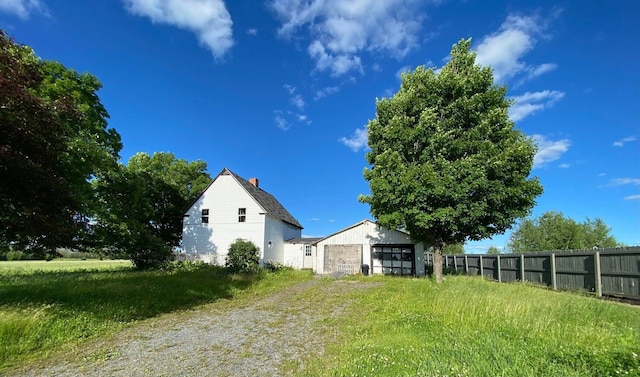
507, 211, 620, 253
93, 152, 210, 269
0, 31, 121, 256
0, 32, 81, 255
360, 39, 543, 282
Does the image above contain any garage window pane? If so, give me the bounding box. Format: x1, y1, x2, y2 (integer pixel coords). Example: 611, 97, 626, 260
371, 244, 415, 276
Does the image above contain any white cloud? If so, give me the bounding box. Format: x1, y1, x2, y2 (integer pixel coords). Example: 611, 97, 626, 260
609, 178, 640, 186
0, 0, 48, 19
273, 110, 290, 131
291, 94, 305, 111
509, 90, 564, 122
525, 63, 557, 80
532, 134, 570, 169
314, 85, 339, 99
475, 13, 557, 83
339, 127, 368, 152
613, 135, 636, 147
396, 65, 411, 80
123, 0, 233, 59
276, 86, 310, 128
269, 0, 430, 76
558, 163, 570, 168
246, 28, 257, 35
624, 195, 640, 200
283, 84, 296, 94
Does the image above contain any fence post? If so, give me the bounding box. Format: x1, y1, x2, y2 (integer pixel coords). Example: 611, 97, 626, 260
497, 255, 502, 282
464, 255, 469, 275
479, 255, 484, 278
520, 254, 525, 282
550, 253, 557, 290
594, 251, 602, 297
453, 255, 457, 273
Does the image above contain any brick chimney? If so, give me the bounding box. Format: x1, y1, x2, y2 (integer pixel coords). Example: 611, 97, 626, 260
249, 178, 259, 188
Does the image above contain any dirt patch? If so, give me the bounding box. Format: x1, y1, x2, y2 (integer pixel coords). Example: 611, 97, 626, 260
8, 278, 380, 377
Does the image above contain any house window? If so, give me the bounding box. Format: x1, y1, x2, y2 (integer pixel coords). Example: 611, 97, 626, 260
305, 244, 312, 257
238, 208, 246, 222
201, 209, 209, 223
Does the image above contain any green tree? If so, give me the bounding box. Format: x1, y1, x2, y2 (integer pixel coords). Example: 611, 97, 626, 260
1, 31, 82, 256
93, 152, 210, 269
226, 239, 260, 273
507, 211, 620, 253
443, 243, 465, 255
486, 246, 501, 255
360, 39, 543, 283
0, 31, 122, 256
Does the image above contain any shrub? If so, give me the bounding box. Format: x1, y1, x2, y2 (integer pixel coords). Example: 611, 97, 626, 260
263, 260, 292, 273
160, 260, 223, 273
226, 239, 260, 273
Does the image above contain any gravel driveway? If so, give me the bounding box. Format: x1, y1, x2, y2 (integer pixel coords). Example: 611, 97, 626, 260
8, 278, 378, 377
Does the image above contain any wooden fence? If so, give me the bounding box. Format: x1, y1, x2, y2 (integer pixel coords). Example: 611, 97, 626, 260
426, 247, 640, 299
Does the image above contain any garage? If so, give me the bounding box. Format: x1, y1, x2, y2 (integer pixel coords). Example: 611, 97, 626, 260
313, 220, 425, 276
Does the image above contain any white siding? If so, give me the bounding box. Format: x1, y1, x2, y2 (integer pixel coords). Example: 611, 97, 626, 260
182, 174, 265, 265
315, 220, 425, 276
263, 216, 302, 265
283, 243, 304, 269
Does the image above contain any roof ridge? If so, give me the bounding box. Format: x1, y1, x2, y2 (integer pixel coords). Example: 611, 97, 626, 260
226, 168, 303, 229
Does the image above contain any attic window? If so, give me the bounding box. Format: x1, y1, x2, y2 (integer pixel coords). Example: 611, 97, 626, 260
201, 209, 209, 224
238, 208, 246, 222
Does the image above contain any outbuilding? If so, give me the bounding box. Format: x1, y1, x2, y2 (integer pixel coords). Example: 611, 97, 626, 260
312, 220, 425, 276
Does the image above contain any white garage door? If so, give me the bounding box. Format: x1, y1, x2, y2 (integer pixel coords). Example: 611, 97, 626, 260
324, 244, 362, 274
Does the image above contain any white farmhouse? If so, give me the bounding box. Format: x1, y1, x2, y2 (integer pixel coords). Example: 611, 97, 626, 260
181, 168, 426, 276
181, 168, 303, 265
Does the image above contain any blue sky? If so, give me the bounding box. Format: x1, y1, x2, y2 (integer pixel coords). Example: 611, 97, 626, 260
2, 0, 638, 252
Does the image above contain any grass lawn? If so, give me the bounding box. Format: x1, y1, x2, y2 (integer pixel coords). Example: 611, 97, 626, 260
2, 263, 639, 377
0, 262, 313, 372
0, 259, 133, 273
298, 275, 640, 377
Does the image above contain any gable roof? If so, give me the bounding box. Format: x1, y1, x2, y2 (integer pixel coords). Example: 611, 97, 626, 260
286, 237, 323, 244
224, 168, 303, 229
311, 219, 414, 244
187, 167, 303, 229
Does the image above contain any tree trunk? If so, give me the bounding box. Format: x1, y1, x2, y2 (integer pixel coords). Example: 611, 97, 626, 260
433, 246, 443, 283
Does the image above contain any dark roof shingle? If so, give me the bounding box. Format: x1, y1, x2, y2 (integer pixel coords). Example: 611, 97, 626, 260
222, 168, 303, 229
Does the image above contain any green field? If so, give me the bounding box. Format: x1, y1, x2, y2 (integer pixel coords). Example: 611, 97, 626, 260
0, 261, 312, 371
0, 259, 132, 273
298, 275, 640, 377
1, 262, 639, 376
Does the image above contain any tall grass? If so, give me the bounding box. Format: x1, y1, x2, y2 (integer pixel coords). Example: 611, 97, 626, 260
0, 262, 312, 371
300, 275, 640, 377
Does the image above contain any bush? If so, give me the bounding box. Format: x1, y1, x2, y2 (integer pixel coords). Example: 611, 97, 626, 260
226, 239, 260, 273
263, 260, 292, 273
160, 260, 223, 273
